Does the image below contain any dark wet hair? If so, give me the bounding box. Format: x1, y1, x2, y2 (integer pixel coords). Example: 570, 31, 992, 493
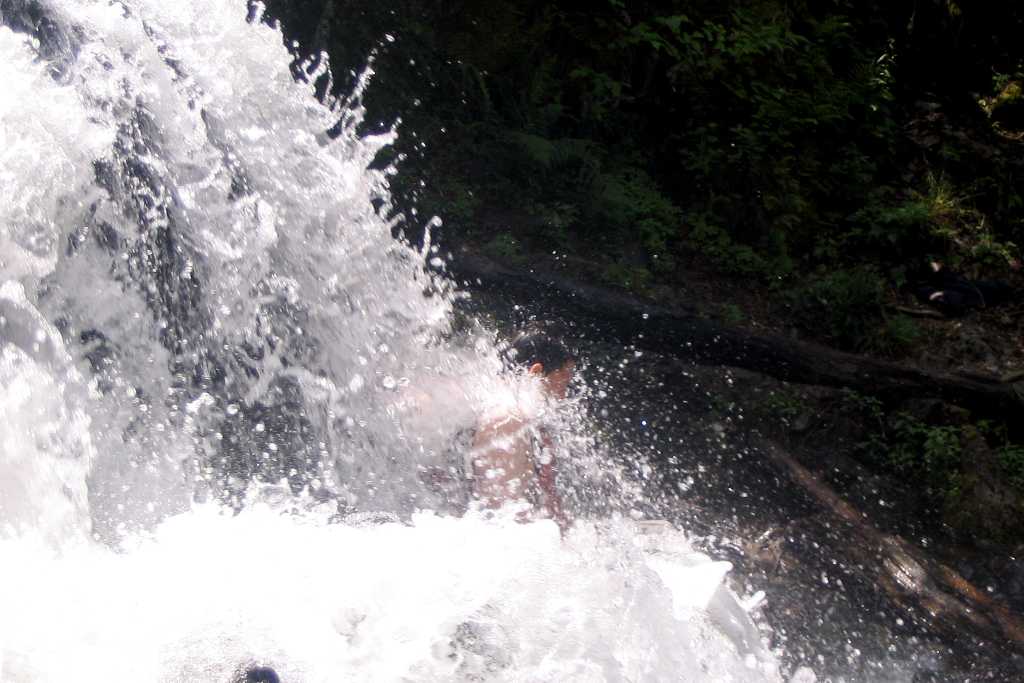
240, 666, 280, 683
505, 332, 574, 372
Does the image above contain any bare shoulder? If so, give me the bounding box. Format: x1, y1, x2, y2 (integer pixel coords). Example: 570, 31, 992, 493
473, 413, 527, 442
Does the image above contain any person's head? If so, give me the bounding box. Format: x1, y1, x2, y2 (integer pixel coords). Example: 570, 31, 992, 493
506, 332, 576, 399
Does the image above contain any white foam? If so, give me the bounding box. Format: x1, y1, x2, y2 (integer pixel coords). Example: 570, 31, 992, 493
0, 24, 113, 284
0, 508, 775, 682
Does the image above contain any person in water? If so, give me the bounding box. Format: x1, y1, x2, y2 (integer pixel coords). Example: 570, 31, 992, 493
469, 332, 574, 530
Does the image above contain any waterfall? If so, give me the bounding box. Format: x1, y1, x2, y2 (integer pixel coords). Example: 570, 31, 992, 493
0, 1, 775, 680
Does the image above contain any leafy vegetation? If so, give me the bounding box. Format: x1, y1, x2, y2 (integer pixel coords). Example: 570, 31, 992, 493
787, 267, 921, 354
762, 388, 809, 429
999, 445, 1024, 493
841, 390, 965, 509
260, 2, 1024, 354
259, 1, 1024, 284
839, 390, 1024, 536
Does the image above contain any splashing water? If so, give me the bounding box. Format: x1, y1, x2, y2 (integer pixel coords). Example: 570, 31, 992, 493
0, 1, 777, 679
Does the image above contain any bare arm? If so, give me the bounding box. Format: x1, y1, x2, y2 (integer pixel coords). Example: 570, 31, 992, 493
536, 434, 568, 533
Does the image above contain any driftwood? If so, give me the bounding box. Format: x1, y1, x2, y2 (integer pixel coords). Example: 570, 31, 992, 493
750, 434, 1024, 653
447, 251, 1024, 421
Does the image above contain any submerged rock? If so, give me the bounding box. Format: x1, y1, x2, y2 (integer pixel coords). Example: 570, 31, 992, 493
242, 666, 280, 683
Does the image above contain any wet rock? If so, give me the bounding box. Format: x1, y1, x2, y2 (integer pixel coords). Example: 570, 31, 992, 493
239, 666, 279, 683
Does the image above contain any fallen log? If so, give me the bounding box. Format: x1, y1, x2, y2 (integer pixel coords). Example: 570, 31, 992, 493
446, 250, 1024, 421
749, 433, 1024, 654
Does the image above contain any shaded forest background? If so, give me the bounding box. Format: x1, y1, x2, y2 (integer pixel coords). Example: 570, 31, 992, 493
257, 0, 1024, 544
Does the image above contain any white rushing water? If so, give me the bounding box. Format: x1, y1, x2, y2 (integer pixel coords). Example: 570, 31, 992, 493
0, 1, 778, 680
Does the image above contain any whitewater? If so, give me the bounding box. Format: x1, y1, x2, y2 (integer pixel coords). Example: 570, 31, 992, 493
0, 1, 777, 680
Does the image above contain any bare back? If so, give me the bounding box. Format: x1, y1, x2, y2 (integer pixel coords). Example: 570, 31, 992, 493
469, 415, 538, 508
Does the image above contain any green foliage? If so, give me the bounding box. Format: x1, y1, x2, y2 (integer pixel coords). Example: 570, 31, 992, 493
600, 262, 652, 293
791, 268, 886, 351
918, 173, 1021, 272
720, 303, 744, 325
846, 197, 932, 257
506, 133, 598, 177
839, 169, 1021, 273
686, 212, 770, 276
991, 80, 1024, 127
430, 176, 482, 226
484, 233, 523, 262
589, 167, 681, 268
998, 445, 1024, 493
262, 0, 1024, 350
530, 200, 580, 245
840, 392, 1024, 542
490, 126, 686, 262
888, 415, 963, 476
789, 266, 920, 355
874, 315, 921, 356
763, 389, 808, 428
654, 4, 897, 270
977, 420, 1024, 494
842, 390, 964, 498
993, 70, 1023, 95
